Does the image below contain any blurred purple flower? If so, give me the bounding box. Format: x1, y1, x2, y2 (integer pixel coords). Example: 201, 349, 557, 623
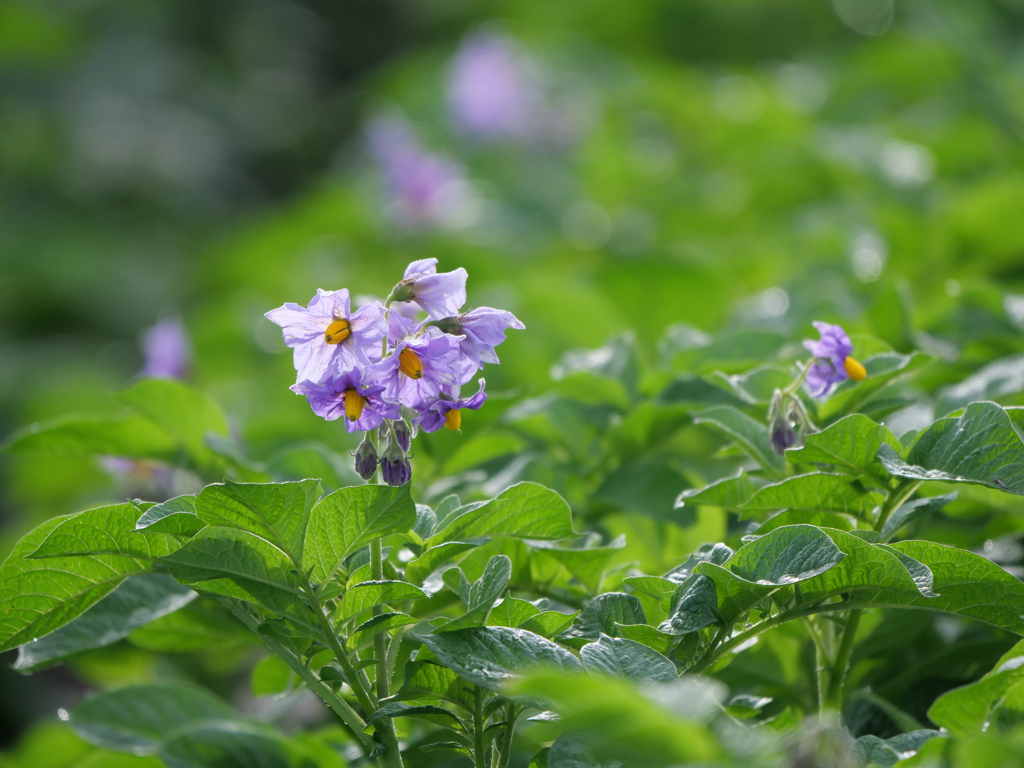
265, 289, 386, 384
414, 379, 487, 433
367, 116, 464, 228
447, 30, 541, 141
291, 368, 400, 432
141, 317, 191, 379
802, 321, 866, 397
373, 333, 462, 408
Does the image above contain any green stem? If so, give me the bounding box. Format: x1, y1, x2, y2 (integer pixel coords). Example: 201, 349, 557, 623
223, 601, 377, 756
473, 686, 488, 768
876, 480, 923, 539
495, 703, 518, 768
366, 430, 403, 768
810, 621, 829, 714
824, 609, 862, 711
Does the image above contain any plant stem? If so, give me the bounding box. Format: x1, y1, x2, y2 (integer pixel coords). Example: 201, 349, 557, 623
824, 609, 861, 711
222, 601, 378, 757
495, 703, 518, 768
366, 430, 403, 768
810, 622, 829, 714
473, 685, 488, 768
876, 480, 923, 539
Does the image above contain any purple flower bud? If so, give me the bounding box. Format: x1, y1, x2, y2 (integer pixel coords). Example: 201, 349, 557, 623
353, 436, 379, 481
393, 419, 412, 452
380, 440, 411, 487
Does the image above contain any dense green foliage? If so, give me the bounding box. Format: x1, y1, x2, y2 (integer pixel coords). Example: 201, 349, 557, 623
5, 0, 1024, 766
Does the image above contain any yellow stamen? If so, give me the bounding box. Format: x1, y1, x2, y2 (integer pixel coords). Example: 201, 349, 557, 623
399, 348, 423, 379
324, 318, 351, 345
445, 409, 462, 431
844, 356, 867, 381
343, 388, 366, 421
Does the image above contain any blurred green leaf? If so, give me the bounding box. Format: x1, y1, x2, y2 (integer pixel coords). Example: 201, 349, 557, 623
579, 634, 677, 683
14, 574, 195, 671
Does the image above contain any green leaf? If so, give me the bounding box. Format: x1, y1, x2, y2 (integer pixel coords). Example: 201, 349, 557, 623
864, 540, 1024, 633
160, 527, 320, 634
579, 635, 678, 683
404, 539, 489, 586
251, 654, 295, 697
128, 599, 254, 652
877, 544, 938, 598
417, 626, 582, 692
511, 673, 724, 765
929, 641, 1024, 736
529, 747, 551, 768
528, 535, 625, 594
70, 682, 236, 754
614, 623, 676, 654
881, 493, 958, 540
936, 355, 1024, 415
135, 495, 205, 537
14, 574, 195, 671
396, 660, 476, 712
157, 721, 312, 768
712, 366, 795, 405
427, 482, 575, 547
347, 612, 417, 649
623, 576, 676, 603
0, 504, 184, 652
488, 597, 541, 628
118, 378, 231, 475
335, 580, 427, 623
560, 593, 646, 645
853, 731, 942, 767
195, 479, 321, 560
692, 406, 786, 477
878, 402, 1024, 494
303, 483, 416, 587
521, 611, 577, 638
725, 524, 846, 585
369, 702, 465, 731
3, 413, 177, 461
675, 471, 765, 513
443, 432, 528, 475
657, 575, 718, 635
436, 555, 512, 633
738, 473, 882, 521
785, 414, 902, 480
754, 509, 854, 534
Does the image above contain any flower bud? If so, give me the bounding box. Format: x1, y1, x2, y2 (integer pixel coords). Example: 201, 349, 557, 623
768, 389, 797, 456
393, 419, 412, 452
380, 440, 411, 487
353, 435, 379, 481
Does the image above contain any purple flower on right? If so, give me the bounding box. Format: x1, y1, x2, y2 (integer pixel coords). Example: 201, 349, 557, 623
802, 321, 867, 397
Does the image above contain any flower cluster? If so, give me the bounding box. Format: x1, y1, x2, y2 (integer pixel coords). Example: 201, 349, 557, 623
266, 259, 524, 485
768, 322, 868, 456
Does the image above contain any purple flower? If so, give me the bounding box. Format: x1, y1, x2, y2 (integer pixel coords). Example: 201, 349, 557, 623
367, 116, 464, 229
141, 317, 190, 380
373, 333, 462, 408
265, 289, 386, 384
802, 321, 867, 398
290, 369, 399, 432
414, 379, 487, 433
431, 307, 524, 380
388, 258, 468, 320
447, 30, 541, 141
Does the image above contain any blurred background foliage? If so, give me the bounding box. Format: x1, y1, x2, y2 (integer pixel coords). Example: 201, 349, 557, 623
4, 0, 1024, 762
